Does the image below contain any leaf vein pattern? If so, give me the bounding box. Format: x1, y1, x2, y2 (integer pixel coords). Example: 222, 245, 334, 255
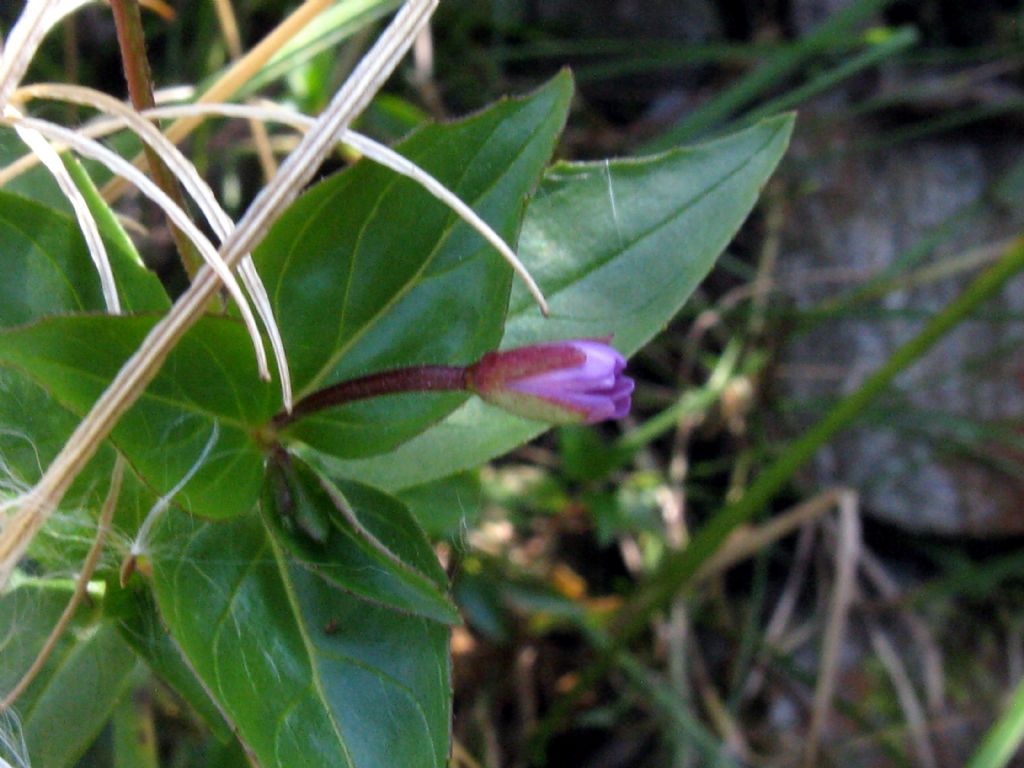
303, 115, 540, 395
512, 125, 786, 317
1, 213, 90, 312
268, 533, 355, 766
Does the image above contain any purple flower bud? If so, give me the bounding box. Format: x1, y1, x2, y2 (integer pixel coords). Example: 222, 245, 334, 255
467, 339, 634, 424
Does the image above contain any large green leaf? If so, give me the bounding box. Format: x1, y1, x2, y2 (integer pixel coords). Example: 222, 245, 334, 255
0, 186, 167, 510
262, 455, 457, 623
106, 582, 235, 744
0, 188, 167, 327
0, 582, 140, 768
150, 507, 451, 768
0, 315, 274, 519
323, 114, 795, 490
395, 470, 482, 541
259, 72, 572, 458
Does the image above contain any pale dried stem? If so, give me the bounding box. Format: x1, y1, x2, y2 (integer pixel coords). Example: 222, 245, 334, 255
0, 0, 438, 590
865, 619, 939, 768
688, 639, 755, 762
14, 82, 292, 406
10, 113, 119, 313
658, 419, 695, 734
741, 520, 816, 703
211, 0, 277, 179
3, 94, 547, 315
858, 545, 946, 714
748, 186, 782, 339
100, 0, 337, 202
693, 488, 840, 583
802, 491, 861, 768
0, 457, 124, 712
9, 112, 272, 382
143, 102, 548, 313
451, 740, 484, 768
0, 0, 91, 110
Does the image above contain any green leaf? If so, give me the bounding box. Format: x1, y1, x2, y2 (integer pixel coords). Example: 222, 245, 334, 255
0, 127, 69, 212
0, 582, 139, 768
0, 183, 166, 511
322, 114, 796, 490
263, 455, 458, 624
106, 582, 235, 744
258, 72, 572, 458
0, 361, 120, 515
61, 154, 170, 314
150, 508, 452, 768
395, 471, 482, 541
0, 188, 167, 328
0, 314, 274, 519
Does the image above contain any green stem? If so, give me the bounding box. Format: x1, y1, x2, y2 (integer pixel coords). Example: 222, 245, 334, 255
530, 236, 1024, 761
626, 235, 1024, 636
641, 0, 898, 149
109, 0, 202, 277
967, 674, 1024, 768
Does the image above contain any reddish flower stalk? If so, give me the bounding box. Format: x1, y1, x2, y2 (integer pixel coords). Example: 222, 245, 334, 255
273, 339, 634, 430
273, 365, 466, 428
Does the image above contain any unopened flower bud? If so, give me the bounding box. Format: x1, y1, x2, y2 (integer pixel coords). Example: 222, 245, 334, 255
466, 339, 634, 424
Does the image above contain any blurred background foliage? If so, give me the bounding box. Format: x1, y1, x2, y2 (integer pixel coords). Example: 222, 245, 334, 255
3, 0, 1024, 766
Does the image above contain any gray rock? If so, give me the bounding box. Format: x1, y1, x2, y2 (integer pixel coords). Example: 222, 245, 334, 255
776, 132, 1024, 535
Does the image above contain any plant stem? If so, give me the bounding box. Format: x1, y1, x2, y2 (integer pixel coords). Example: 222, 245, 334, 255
625, 235, 1024, 637
109, 0, 202, 276
529, 235, 1024, 763
275, 365, 467, 428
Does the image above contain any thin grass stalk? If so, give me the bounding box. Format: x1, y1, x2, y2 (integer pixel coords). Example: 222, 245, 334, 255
10, 117, 119, 312
10, 113, 272, 381
210, 0, 277, 179
14, 83, 293, 406
967, 674, 1024, 768
641, 0, 898, 148
0, 0, 438, 590
529, 236, 1024, 760
100, 0, 338, 202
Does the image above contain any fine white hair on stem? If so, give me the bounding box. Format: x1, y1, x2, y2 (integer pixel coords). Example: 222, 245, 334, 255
9, 114, 121, 314
130, 422, 219, 558
0, 0, 438, 591
13, 83, 293, 408
5, 113, 272, 383
0, 708, 29, 768
139, 101, 551, 315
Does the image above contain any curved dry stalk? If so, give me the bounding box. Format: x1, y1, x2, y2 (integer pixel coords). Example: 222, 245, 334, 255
210, 0, 277, 179
0, 0, 95, 110
14, 82, 293, 407
7, 112, 272, 382
10, 115, 120, 313
2, 91, 548, 316
0, 0, 438, 591
146, 102, 548, 313
865, 618, 939, 768
101, 0, 338, 202
0, 457, 124, 713
802, 490, 861, 768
